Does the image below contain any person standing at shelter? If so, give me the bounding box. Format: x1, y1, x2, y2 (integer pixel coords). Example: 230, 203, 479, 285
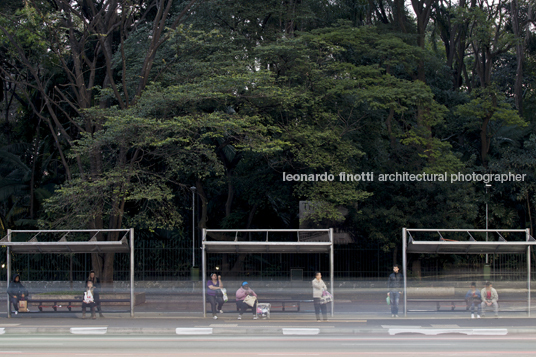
88, 270, 104, 317
8, 274, 28, 315
312, 271, 328, 322
465, 282, 482, 319
82, 280, 97, 319
387, 264, 403, 318
481, 282, 499, 318
235, 282, 258, 320
206, 273, 225, 319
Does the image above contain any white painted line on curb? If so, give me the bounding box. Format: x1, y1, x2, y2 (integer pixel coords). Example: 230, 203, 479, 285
0, 328, 4, 335
70, 327, 107, 335
388, 328, 508, 336
282, 328, 320, 335
175, 328, 213, 335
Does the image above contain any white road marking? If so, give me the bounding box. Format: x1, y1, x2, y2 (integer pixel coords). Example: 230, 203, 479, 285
176, 328, 213, 335
388, 328, 508, 336
282, 328, 320, 335
257, 353, 320, 356
70, 327, 108, 335
208, 324, 238, 327
341, 343, 453, 346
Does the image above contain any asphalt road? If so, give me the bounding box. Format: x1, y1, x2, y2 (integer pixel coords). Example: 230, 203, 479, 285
1, 334, 536, 356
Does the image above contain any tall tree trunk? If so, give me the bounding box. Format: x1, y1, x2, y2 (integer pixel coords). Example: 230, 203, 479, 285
511, 0, 524, 116
481, 115, 491, 166
412, 0, 433, 83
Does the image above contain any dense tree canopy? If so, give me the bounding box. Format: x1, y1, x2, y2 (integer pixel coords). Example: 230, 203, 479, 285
1, 0, 535, 279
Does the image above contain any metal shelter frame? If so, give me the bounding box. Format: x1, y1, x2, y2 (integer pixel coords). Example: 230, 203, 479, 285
202, 228, 334, 317
402, 228, 536, 317
2, 229, 135, 318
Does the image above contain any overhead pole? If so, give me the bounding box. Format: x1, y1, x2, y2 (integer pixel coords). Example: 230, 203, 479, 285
527, 228, 531, 317
202, 228, 207, 318
6, 229, 11, 318
402, 228, 407, 317
329, 228, 334, 317
130, 228, 135, 317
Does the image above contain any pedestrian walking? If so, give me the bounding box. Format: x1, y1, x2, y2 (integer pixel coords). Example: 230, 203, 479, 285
387, 264, 403, 317
312, 271, 328, 322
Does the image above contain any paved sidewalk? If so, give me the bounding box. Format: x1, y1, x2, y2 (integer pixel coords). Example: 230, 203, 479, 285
1, 310, 535, 335
1, 292, 535, 336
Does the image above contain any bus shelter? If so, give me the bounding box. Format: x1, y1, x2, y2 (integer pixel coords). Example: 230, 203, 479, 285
202, 228, 334, 317
2, 229, 135, 317
402, 228, 536, 316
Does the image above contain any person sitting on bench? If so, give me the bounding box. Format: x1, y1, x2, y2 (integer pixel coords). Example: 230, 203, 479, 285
88, 270, 104, 317
82, 280, 97, 319
8, 274, 29, 315
236, 282, 258, 320
465, 282, 482, 319
480, 281, 499, 318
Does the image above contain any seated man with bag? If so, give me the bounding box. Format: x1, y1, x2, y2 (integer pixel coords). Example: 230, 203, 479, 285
8, 274, 29, 315
235, 282, 258, 320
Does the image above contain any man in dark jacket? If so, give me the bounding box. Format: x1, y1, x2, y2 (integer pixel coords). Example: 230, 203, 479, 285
8, 274, 28, 315
387, 264, 403, 317
88, 270, 104, 317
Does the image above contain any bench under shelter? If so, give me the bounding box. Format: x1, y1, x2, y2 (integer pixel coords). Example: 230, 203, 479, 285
2, 229, 135, 318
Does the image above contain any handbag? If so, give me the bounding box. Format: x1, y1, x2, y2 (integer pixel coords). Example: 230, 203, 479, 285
243, 295, 257, 307
386, 296, 391, 305
320, 290, 332, 304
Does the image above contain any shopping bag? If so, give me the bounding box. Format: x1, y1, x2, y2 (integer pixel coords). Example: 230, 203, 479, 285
19, 300, 28, 312
243, 295, 257, 307
220, 288, 228, 302
386, 296, 390, 305
320, 290, 332, 304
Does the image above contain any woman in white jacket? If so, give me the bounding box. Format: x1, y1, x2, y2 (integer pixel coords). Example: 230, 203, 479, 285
82, 280, 97, 319
312, 272, 328, 322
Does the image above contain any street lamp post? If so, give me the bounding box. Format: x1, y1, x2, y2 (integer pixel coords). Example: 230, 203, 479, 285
190, 186, 196, 268
485, 184, 491, 264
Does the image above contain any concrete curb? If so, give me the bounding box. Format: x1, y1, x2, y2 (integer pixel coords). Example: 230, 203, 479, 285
1, 326, 535, 335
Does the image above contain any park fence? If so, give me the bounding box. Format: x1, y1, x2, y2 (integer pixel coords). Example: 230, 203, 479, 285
1, 238, 534, 282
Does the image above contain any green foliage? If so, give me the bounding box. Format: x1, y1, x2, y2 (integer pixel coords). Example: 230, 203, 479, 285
3, 0, 536, 278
